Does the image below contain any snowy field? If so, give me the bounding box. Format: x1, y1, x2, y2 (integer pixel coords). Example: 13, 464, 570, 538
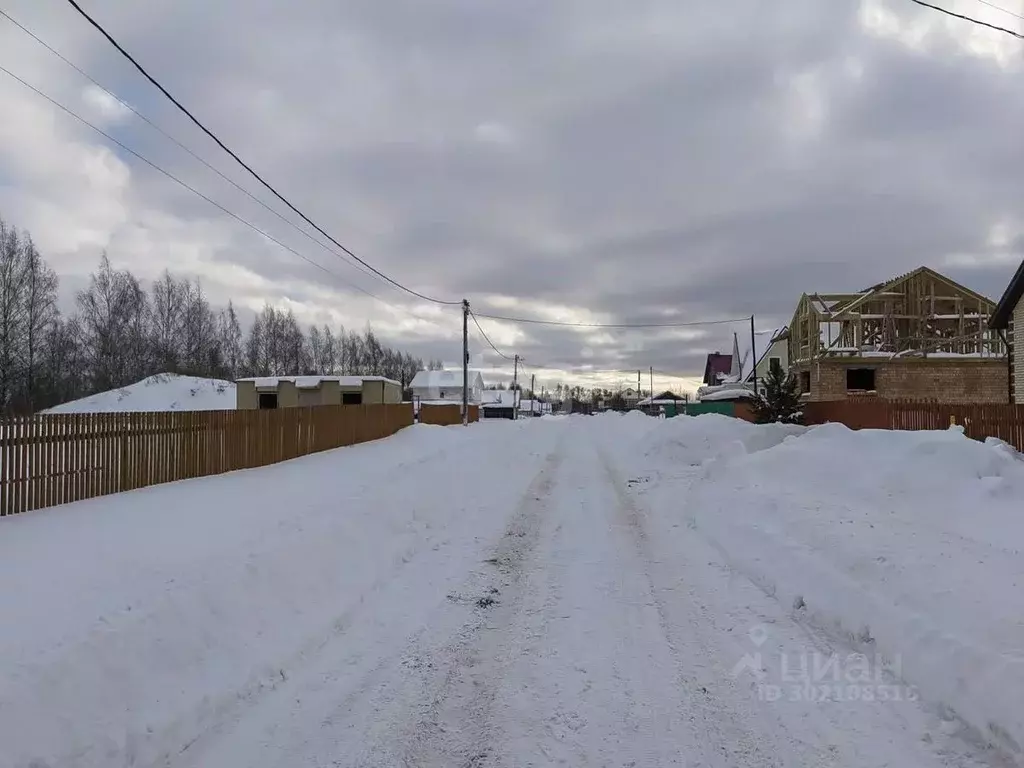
43, 373, 235, 414
1, 413, 1022, 767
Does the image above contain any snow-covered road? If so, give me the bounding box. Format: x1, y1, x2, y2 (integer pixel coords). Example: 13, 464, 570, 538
2, 415, 1019, 767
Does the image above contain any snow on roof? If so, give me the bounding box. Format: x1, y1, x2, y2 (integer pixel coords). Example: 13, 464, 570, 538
43, 374, 235, 414
481, 390, 516, 407
518, 399, 550, 412
410, 369, 484, 389
697, 383, 757, 401
237, 375, 401, 389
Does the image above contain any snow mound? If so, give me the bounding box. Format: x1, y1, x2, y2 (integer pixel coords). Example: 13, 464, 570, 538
44, 373, 236, 414
684, 423, 1024, 755
638, 413, 804, 466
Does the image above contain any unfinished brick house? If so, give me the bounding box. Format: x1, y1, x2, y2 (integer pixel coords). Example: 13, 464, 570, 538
787, 266, 1007, 403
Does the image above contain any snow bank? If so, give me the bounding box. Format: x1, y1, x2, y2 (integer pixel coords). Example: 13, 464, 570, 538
0, 420, 549, 768
614, 412, 804, 466
43, 373, 235, 413
676, 422, 1024, 755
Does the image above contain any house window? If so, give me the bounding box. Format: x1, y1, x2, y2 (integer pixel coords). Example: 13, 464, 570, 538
846, 368, 876, 391
342, 392, 362, 405
799, 371, 811, 394
769, 357, 782, 376
258, 392, 278, 410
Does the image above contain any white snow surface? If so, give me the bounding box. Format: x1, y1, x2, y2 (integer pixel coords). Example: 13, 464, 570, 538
43, 373, 235, 413
1, 413, 1022, 767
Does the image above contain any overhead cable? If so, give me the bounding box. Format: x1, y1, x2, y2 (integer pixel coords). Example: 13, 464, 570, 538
0, 63, 432, 314
62, 0, 461, 304
471, 313, 750, 329
0, 7, 389, 287
907, 0, 1024, 38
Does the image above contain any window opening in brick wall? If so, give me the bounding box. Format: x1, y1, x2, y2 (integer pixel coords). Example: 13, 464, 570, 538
800, 370, 811, 393
846, 368, 876, 391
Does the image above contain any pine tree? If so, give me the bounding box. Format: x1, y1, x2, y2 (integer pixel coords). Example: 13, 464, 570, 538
750, 364, 803, 424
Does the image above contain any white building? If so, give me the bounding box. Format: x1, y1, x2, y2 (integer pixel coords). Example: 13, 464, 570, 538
748, 327, 790, 384
409, 369, 485, 404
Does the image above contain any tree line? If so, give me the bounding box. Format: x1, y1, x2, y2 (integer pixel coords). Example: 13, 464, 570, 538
0, 214, 439, 415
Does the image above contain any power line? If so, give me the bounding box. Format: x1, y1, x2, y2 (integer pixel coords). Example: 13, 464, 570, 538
470, 312, 750, 329
469, 311, 516, 361
0, 62, 432, 315
0, 7, 384, 289
61, 0, 461, 305
906, 0, 1024, 38
973, 0, 1024, 23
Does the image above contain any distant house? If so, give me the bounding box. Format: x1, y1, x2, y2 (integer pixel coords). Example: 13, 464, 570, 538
702, 353, 733, 386
788, 266, 1006, 403
637, 390, 686, 406
409, 369, 485, 405
235, 375, 402, 409
517, 398, 550, 417
988, 258, 1024, 404
747, 327, 790, 383
481, 389, 517, 419
698, 333, 756, 402
621, 388, 641, 408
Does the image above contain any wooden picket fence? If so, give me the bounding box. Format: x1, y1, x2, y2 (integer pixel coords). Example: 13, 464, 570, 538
418, 403, 479, 426
0, 403, 414, 517
804, 399, 1024, 451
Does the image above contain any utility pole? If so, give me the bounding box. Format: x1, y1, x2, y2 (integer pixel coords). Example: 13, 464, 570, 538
637, 370, 641, 406
462, 299, 469, 426
750, 314, 758, 397
512, 354, 520, 420
650, 366, 654, 413
530, 373, 536, 418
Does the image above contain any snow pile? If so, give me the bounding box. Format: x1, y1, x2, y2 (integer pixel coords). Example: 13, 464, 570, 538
44, 373, 235, 413
628, 412, 804, 466
0, 420, 555, 768
672, 422, 1024, 754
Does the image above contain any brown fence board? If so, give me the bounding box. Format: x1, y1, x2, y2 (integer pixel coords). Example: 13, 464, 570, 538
418, 404, 479, 426
804, 399, 1024, 452
0, 404, 414, 518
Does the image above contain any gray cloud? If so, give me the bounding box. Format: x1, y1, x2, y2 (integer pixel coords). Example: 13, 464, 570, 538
2, 0, 1023, 392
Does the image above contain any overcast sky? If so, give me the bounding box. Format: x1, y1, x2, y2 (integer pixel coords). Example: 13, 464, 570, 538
1, 0, 1023, 393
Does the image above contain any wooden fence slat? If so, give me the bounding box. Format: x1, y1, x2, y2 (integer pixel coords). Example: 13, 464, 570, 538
0, 417, 8, 517
40, 416, 50, 511
0, 404, 416, 517
10, 417, 19, 515
12, 417, 24, 515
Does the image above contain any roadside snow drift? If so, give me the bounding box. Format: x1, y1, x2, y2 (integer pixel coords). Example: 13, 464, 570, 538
4, 411, 1023, 766
0, 421, 559, 768
43, 373, 235, 413
630, 415, 1024, 756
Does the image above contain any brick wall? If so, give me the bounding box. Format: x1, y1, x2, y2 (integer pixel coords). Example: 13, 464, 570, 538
1014, 301, 1024, 403
799, 358, 1008, 403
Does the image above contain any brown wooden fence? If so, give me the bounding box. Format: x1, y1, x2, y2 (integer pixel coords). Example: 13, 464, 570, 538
804, 399, 1024, 451
418, 404, 479, 426
0, 403, 413, 518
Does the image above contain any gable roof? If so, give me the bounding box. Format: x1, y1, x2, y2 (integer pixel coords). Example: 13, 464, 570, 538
990, 259, 1024, 330
481, 389, 516, 407
410, 369, 485, 390
702, 353, 732, 385
744, 327, 787, 383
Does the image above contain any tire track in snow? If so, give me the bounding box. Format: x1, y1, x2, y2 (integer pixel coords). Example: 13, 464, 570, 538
597, 435, 1014, 768
359, 430, 569, 767
169, 425, 568, 768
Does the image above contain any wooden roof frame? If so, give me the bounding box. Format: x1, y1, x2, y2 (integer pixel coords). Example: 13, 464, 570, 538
787, 266, 1004, 364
